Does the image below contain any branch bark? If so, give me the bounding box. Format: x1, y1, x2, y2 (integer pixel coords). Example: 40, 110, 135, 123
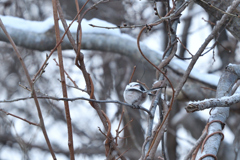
194, 0, 240, 40
199, 63, 240, 159
52, 0, 75, 159
186, 93, 240, 112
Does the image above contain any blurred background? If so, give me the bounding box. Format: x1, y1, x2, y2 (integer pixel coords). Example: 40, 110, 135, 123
0, 0, 239, 159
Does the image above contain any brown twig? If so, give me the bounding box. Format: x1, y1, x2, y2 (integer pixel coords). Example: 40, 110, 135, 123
188, 132, 207, 160
76, 0, 90, 55
56, 0, 77, 51
115, 110, 125, 145
18, 83, 31, 92
33, 57, 49, 84
72, 0, 108, 131
53, 58, 79, 88
202, 17, 216, 26
74, 0, 80, 13
59, 0, 126, 158
153, 2, 162, 19
88, 74, 95, 106
201, 131, 224, 152
183, 127, 207, 160
137, 17, 176, 160
177, 37, 193, 56
74, 42, 127, 160
32, 18, 77, 81
119, 119, 134, 134
148, 97, 169, 158
115, 147, 132, 160
0, 109, 39, 126
64, 83, 86, 92
33, 0, 92, 82
52, 0, 74, 159
199, 154, 217, 160
101, 110, 112, 157
206, 120, 225, 132
129, 66, 136, 84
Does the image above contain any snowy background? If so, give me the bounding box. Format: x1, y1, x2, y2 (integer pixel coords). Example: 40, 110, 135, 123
0, 0, 239, 160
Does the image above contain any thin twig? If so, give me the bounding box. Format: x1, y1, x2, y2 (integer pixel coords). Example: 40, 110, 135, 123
115, 109, 125, 145
33, 0, 91, 81
56, 0, 77, 51
0, 109, 39, 126
0, 96, 153, 116
33, 57, 49, 84
119, 119, 134, 134
52, 0, 75, 159
177, 37, 193, 56
129, 66, 136, 83
53, 58, 79, 88
101, 110, 112, 157
183, 131, 207, 160
199, 0, 240, 18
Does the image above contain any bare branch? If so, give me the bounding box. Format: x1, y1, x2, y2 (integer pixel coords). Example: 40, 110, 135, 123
52, 0, 75, 159
0, 108, 39, 126
0, 96, 152, 117
186, 94, 240, 112
183, 131, 207, 160
199, 63, 240, 158
195, 0, 240, 40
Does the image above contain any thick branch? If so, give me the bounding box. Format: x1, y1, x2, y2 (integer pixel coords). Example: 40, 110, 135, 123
199, 63, 240, 159
186, 93, 240, 112
0, 16, 220, 102
0, 16, 220, 87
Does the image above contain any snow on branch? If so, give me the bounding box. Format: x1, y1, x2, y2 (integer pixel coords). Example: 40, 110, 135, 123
0, 15, 219, 87
198, 62, 240, 158
186, 93, 240, 112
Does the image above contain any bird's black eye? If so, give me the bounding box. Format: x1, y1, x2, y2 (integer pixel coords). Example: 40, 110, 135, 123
140, 85, 146, 91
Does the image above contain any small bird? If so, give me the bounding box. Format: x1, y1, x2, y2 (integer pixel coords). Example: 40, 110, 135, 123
123, 82, 160, 108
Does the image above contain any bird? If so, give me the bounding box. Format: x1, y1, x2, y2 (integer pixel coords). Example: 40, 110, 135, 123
123, 82, 160, 108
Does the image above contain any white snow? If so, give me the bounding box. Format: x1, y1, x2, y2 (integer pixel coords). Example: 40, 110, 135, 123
0, 15, 54, 33
0, 15, 122, 35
